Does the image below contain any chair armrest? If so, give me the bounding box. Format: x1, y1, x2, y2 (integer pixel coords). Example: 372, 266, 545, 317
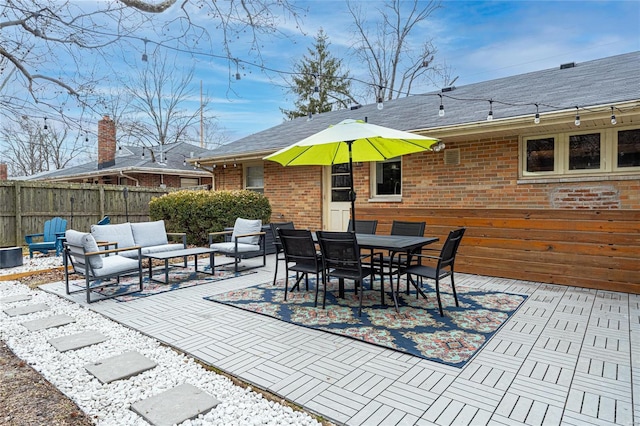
167, 232, 187, 247
233, 231, 266, 239
95, 241, 119, 250
85, 245, 142, 257
399, 252, 441, 261
208, 230, 233, 244
25, 233, 44, 244
361, 252, 383, 266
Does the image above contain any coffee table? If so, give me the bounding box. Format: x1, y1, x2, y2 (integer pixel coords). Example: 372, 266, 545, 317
143, 247, 216, 284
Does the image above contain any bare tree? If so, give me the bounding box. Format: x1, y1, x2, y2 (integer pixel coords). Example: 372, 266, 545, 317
0, 0, 306, 133
0, 116, 85, 176
121, 51, 207, 149
347, 0, 441, 101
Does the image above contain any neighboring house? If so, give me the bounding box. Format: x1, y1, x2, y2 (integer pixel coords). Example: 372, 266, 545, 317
26, 116, 212, 189
193, 51, 640, 293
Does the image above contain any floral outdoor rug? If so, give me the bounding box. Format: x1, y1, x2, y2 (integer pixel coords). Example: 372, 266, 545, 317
69, 260, 256, 302
204, 277, 527, 367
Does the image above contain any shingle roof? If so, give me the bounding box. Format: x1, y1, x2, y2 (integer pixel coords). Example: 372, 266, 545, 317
26, 141, 211, 180
204, 51, 640, 160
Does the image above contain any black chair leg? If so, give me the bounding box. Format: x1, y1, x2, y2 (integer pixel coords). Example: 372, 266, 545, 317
272, 254, 280, 286
357, 279, 363, 317
451, 273, 459, 306
321, 275, 327, 309
435, 278, 444, 317
284, 266, 290, 301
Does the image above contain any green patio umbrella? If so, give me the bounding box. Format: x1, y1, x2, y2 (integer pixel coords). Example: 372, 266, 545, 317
263, 119, 440, 225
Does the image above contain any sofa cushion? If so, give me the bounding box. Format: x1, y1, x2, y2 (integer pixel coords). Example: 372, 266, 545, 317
231, 218, 262, 245
65, 230, 103, 269
131, 220, 169, 247
91, 223, 135, 250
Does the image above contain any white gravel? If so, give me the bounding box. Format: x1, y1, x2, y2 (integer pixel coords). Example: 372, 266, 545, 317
0, 255, 63, 276
0, 257, 322, 426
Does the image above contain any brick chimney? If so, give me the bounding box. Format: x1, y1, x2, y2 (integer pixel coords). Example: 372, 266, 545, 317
0, 163, 7, 180
97, 115, 116, 169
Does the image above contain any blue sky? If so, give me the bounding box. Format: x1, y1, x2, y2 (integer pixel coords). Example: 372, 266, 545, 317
5, 0, 639, 152
202, 0, 639, 141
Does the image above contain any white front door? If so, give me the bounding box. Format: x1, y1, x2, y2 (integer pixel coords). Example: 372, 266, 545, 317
323, 164, 351, 231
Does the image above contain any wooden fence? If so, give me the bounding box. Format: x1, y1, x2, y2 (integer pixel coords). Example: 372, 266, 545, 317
0, 181, 168, 247
358, 207, 640, 294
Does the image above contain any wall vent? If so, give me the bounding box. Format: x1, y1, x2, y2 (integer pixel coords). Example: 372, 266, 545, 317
443, 148, 460, 165
560, 62, 575, 70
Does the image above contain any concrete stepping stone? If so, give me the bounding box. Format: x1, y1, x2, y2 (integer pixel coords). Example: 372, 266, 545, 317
48, 330, 108, 352
22, 314, 76, 331
0, 294, 32, 303
130, 383, 220, 426
85, 351, 157, 384
3, 303, 48, 317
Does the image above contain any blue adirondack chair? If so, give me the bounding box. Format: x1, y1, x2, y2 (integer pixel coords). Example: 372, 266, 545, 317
25, 217, 68, 258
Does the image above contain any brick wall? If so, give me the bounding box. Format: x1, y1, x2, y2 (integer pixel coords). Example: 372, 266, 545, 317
217, 134, 638, 228
0, 163, 7, 180
264, 162, 323, 230
213, 165, 243, 190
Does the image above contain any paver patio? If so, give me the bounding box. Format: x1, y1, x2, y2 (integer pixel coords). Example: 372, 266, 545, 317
41, 254, 639, 426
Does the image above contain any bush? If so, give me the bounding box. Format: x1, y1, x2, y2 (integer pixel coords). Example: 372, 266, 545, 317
149, 189, 272, 245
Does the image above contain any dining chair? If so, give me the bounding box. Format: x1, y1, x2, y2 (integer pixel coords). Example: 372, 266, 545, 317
383, 220, 427, 293
269, 221, 295, 285
347, 219, 378, 234
316, 231, 383, 316
277, 228, 323, 303
400, 228, 466, 316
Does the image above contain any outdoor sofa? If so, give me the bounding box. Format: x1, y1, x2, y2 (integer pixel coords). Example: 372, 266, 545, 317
90, 220, 187, 259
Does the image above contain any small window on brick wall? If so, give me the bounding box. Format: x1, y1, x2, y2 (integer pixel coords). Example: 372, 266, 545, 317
370, 157, 401, 198
520, 126, 640, 178
245, 164, 264, 193
617, 128, 640, 169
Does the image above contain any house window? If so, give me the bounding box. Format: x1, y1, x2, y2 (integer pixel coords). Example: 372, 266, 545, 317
371, 157, 402, 199
180, 177, 200, 188
569, 133, 601, 170
617, 128, 640, 168
521, 126, 640, 178
331, 163, 351, 201
245, 164, 264, 193
526, 137, 555, 173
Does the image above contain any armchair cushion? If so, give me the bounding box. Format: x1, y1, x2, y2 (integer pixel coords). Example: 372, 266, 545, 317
131, 220, 169, 247
65, 230, 103, 269
231, 218, 262, 245
209, 242, 261, 253
94, 255, 140, 278
91, 222, 135, 249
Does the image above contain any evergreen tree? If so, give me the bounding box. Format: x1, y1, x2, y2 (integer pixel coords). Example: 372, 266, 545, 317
282, 29, 356, 120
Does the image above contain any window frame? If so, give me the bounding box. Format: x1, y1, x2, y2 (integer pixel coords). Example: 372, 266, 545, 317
520, 125, 640, 179
243, 163, 264, 193
614, 127, 640, 172
369, 157, 403, 201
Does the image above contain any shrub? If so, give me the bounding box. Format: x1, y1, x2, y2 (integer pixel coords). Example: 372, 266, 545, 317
149, 189, 272, 245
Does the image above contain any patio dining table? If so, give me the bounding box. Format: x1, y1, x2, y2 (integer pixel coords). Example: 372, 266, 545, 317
313, 233, 438, 310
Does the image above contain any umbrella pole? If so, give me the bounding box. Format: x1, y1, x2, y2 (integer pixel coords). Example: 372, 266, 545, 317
348, 140, 356, 231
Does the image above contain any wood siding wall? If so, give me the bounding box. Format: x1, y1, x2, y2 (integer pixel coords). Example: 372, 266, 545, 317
357, 207, 640, 294
0, 181, 169, 247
